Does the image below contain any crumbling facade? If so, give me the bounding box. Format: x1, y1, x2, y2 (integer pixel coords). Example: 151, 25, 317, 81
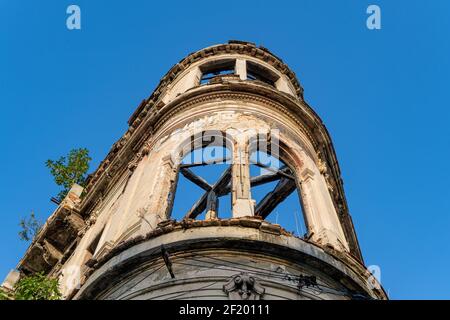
9, 41, 387, 300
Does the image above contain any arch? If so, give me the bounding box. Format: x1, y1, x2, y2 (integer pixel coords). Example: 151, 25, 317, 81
170, 131, 236, 221
173, 130, 235, 166
141, 116, 350, 251
246, 130, 350, 251
247, 132, 308, 238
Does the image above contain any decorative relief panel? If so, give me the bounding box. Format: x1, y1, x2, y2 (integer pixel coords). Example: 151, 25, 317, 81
223, 273, 265, 300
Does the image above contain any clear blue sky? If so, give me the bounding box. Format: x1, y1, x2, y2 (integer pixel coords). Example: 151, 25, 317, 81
1, 1, 449, 299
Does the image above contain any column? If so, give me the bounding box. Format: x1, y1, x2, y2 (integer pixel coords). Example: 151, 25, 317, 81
235, 59, 247, 80
140, 155, 178, 234
299, 166, 349, 251
231, 134, 255, 218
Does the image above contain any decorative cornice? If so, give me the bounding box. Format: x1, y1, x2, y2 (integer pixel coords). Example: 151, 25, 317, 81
153, 91, 317, 148
127, 41, 304, 128
75, 219, 385, 300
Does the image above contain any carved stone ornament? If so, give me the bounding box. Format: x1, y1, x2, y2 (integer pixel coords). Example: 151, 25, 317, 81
223, 273, 265, 300
317, 153, 334, 192
127, 152, 143, 172
141, 142, 151, 156
317, 156, 327, 175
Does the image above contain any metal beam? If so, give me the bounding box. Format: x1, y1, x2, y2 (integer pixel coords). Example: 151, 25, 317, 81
217, 166, 291, 196
183, 165, 296, 219
249, 161, 295, 180
161, 245, 175, 279
255, 178, 297, 219
180, 168, 212, 191
180, 156, 231, 169
184, 167, 232, 219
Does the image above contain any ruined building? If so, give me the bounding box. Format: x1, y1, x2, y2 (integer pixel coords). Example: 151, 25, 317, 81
6, 41, 387, 300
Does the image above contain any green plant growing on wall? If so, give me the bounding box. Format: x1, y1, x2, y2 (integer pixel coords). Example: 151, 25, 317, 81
45, 148, 92, 202
14, 272, 61, 300
18, 211, 43, 242
0, 288, 11, 300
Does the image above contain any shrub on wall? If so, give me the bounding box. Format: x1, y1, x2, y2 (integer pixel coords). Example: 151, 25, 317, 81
14, 272, 61, 300
0, 288, 11, 300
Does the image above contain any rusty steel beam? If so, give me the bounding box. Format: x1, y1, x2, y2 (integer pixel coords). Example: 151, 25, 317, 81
180, 168, 212, 191
184, 167, 232, 219
179, 156, 231, 169
255, 178, 297, 219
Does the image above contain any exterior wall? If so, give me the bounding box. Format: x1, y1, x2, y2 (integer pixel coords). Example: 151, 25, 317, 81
74, 225, 381, 300
94, 253, 346, 300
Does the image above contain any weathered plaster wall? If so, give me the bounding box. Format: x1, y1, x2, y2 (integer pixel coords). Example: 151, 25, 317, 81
74, 225, 383, 300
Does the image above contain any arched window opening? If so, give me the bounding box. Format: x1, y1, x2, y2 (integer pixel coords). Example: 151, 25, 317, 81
249, 151, 307, 238
171, 144, 233, 221
199, 59, 236, 85
246, 61, 279, 87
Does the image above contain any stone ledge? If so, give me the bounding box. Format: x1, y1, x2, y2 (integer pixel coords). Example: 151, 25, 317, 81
74, 224, 386, 300
17, 185, 85, 276
89, 217, 292, 273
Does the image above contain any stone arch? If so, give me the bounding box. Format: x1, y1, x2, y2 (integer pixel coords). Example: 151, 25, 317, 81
247, 131, 307, 234
169, 130, 236, 221
172, 129, 236, 166
246, 130, 349, 251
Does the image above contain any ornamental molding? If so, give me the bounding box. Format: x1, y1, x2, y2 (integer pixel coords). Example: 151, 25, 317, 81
153, 91, 317, 149
223, 273, 265, 300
